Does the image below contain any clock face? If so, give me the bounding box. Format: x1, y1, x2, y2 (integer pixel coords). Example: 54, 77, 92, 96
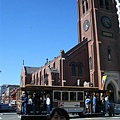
83, 20, 90, 32
101, 16, 112, 28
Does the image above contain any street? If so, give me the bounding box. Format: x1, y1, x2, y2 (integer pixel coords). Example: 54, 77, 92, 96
0, 112, 18, 120
71, 116, 120, 120
0, 112, 120, 120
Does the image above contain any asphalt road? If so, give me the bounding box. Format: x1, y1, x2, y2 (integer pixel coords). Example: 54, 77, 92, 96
0, 112, 19, 120
0, 112, 120, 120
71, 116, 120, 120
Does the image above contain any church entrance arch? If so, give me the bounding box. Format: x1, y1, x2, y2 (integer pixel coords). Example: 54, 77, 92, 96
105, 79, 118, 103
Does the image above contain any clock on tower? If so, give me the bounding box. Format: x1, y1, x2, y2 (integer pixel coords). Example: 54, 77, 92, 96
101, 16, 112, 28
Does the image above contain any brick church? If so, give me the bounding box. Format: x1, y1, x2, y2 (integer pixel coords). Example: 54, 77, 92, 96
20, 0, 120, 103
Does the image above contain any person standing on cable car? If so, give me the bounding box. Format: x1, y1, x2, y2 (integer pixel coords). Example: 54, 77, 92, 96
105, 95, 109, 112
27, 94, 32, 115
32, 92, 37, 115
38, 96, 43, 114
21, 93, 28, 115
92, 93, 96, 113
46, 94, 51, 115
85, 96, 91, 113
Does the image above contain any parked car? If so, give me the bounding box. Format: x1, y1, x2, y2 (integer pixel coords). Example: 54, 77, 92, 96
114, 104, 120, 115
0, 103, 16, 112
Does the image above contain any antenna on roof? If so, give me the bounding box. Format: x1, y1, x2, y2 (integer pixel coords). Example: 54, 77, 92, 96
23, 60, 24, 65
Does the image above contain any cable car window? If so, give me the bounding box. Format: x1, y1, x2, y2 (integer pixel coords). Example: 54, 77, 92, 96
70, 92, 76, 101
62, 92, 68, 101
54, 91, 61, 101
77, 92, 84, 101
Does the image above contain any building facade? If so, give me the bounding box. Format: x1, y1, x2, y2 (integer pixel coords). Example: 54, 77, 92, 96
20, 0, 120, 103
20, 65, 39, 87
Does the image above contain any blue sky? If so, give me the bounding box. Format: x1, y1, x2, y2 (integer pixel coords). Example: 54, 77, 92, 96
0, 0, 78, 86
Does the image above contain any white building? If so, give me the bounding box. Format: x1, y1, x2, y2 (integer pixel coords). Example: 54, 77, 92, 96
0, 85, 8, 95
0, 85, 8, 103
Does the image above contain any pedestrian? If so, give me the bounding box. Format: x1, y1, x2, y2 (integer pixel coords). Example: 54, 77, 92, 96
96, 95, 101, 113
27, 94, 32, 115
32, 92, 37, 115
46, 94, 51, 115
92, 93, 96, 113
48, 107, 69, 120
42, 94, 46, 114
101, 97, 105, 113
21, 93, 28, 115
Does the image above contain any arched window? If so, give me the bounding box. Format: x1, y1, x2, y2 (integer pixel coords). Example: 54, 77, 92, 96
86, 0, 88, 11
33, 75, 35, 84
53, 62, 55, 68
107, 46, 111, 61
89, 57, 92, 69
40, 71, 41, 85
78, 64, 82, 76
105, 0, 109, 10
71, 64, 76, 76
36, 73, 38, 85
99, 0, 104, 8
82, 0, 85, 14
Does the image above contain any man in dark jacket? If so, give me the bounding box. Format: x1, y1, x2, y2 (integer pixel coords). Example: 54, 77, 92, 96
32, 92, 37, 115
21, 93, 28, 115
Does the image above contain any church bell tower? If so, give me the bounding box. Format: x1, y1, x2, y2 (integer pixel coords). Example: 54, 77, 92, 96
77, 0, 120, 91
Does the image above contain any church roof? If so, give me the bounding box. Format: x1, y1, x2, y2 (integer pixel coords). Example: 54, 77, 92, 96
24, 66, 39, 74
